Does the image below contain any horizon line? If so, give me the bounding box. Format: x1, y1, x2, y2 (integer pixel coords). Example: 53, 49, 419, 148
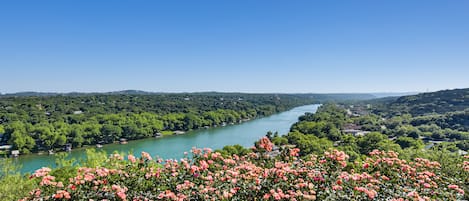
0, 89, 429, 95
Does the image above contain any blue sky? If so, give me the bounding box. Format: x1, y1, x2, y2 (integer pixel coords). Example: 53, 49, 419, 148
1, 0, 468, 93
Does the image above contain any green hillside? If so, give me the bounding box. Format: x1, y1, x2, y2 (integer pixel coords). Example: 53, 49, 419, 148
386, 88, 468, 116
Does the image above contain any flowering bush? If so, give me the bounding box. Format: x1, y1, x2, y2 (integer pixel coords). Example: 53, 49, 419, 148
21, 138, 467, 201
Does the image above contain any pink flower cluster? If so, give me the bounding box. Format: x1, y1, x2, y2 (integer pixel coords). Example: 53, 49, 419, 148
21, 138, 467, 201
258, 137, 273, 152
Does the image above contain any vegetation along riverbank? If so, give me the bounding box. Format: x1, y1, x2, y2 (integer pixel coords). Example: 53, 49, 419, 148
0, 92, 316, 156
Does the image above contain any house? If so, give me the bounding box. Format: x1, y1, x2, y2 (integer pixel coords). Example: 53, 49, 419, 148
342, 124, 370, 136
73, 110, 83, 114
424, 140, 444, 149
342, 129, 370, 137
173, 131, 185, 135
0, 144, 12, 150
64, 143, 72, 152
458, 150, 468, 155
343, 123, 362, 130
11, 150, 20, 157
346, 109, 352, 116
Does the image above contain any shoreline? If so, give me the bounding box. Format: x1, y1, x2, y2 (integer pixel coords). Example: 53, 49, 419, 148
11, 104, 320, 173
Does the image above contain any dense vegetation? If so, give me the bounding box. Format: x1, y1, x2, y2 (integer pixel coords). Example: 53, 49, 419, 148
367, 88, 469, 149
0, 89, 467, 200
0, 93, 315, 155
373, 88, 469, 116
274, 102, 467, 163
271, 88, 468, 164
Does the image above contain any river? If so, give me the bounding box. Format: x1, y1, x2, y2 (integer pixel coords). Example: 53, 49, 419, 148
14, 104, 319, 173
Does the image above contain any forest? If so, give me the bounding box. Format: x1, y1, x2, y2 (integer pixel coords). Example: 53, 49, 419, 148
0, 93, 316, 155
372, 88, 469, 116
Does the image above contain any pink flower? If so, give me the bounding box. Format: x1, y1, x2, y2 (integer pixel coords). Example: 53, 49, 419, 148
381, 175, 390, 181
128, 154, 136, 163
31, 167, 52, 178
407, 191, 418, 198
448, 184, 459, 189
332, 185, 343, 191
141, 152, 152, 161
362, 163, 369, 169
29, 188, 41, 197
199, 160, 209, 170
290, 148, 300, 157
84, 173, 95, 181
258, 137, 273, 151
190, 165, 199, 174
191, 147, 202, 155
40, 175, 56, 186
117, 191, 127, 200
54, 190, 71, 199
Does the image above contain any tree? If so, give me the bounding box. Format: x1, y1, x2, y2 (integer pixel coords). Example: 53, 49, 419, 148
100, 124, 123, 143
35, 126, 60, 150
6, 122, 36, 153
357, 132, 387, 154
395, 137, 424, 149
70, 125, 85, 147
376, 140, 402, 152
217, 144, 252, 157
266, 131, 273, 140
286, 131, 333, 155
272, 136, 288, 146
9, 131, 35, 154
183, 113, 203, 130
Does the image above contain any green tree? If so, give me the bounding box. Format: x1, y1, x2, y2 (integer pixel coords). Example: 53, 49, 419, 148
395, 136, 424, 149
100, 124, 123, 143
36, 126, 58, 150
357, 132, 387, 154
6, 122, 36, 153
69, 124, 85, 147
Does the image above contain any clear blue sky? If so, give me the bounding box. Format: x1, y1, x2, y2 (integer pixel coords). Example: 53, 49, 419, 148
1, 0, 468, 93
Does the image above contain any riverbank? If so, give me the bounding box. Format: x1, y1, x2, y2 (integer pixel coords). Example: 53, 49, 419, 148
12, 104, 320, 173
1, 93, 318, 156
7, 113, 266, 159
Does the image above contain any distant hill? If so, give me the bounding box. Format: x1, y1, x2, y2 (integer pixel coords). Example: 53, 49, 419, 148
0, 91, 377, 102
0, 91, 62, 97
370, 92, 419, 98
0, 90, 160, 97
375, 88, 469, 116
296, 93, 376, 101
